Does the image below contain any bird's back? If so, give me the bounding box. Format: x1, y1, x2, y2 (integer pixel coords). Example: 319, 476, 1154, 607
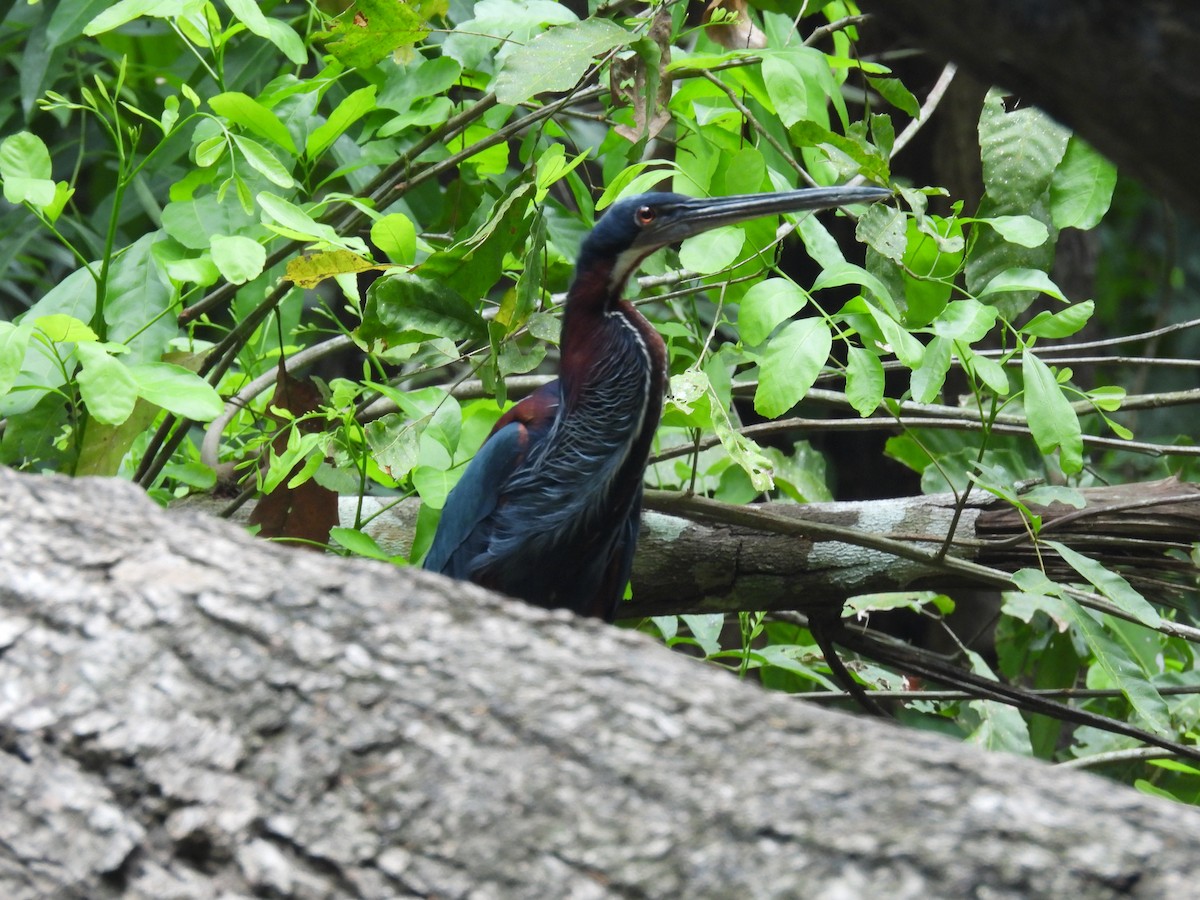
425, 308, 662, 618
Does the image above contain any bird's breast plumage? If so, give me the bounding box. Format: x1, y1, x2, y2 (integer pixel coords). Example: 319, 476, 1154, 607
481, 304, 665, 599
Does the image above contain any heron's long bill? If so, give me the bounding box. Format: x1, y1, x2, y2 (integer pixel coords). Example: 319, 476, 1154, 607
646, 185, 891, 245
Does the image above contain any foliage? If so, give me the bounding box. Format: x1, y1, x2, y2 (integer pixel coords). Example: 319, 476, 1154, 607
1, 0, 1199, 800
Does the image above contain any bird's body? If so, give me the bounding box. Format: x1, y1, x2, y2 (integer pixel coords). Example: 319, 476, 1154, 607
424, 185, 890, 619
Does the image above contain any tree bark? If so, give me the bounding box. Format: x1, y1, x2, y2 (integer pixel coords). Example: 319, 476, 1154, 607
278, 478, 1200, 618
860, 0, 1200, 217
4, 466, 1200, 898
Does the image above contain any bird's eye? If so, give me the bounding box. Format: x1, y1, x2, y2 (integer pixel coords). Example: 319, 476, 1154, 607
635, 206, 656, 226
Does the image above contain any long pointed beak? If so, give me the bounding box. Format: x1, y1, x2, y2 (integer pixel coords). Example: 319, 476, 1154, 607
640, 185, 891, 248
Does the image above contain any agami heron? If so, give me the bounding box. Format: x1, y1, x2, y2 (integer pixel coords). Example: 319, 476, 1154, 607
424, 185, 891, 620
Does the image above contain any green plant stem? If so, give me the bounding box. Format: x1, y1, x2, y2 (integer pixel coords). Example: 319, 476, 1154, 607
701, 70, 817, 187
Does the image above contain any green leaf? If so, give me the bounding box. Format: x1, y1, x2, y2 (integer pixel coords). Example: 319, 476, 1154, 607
867, 76, 920, 117
1087, 385, 1125, 412
256, 192, 345, 246
413, 464, 459, 510
1058, 598, 1172, 736
0, 132, 56, 207
0, 272, 97, 419
84, 0, 185, 36
359, 274, 486, 347
693, 366, 776, 492
76, 343, 138, 426
738, 278, 808, 346
1050, 136, 1117, 230
843, 591, 954, 617
790, 120, 890, 184
194, 134, 227, 168
0, 322, 34, 395
978, 89, 1070, 209
1021, 351, 1082, 474
419, 182, 534, 301
678, 226, 745, 275
306, 86, 378, 160
317, 0, 432, 68
366, 412, 422, 481
495, 19, 632, 105
102, 234, 175, 364
34, 313, 97, 344
964, 649, 1033, 754
964, 349, 1010, 396
225, 0, 307, 63
979, 215, 1050, 248
651, 616, 679, 641
754, 644, 840, 691
42, 181, 75, 224
331, 527, 398, 562
844, 346, 884, 416
210, 234, 267, 284
1022, 485, 1086, 509
762, 48, 837, 130
930, 299, 998, 343
494, 208, 545, 332
597, 160, 682, 209
1043, 540, 1161, 628
813, 261, 899, 319
856, 203, 907, 263
209, 92, 297, 153
1001, 577, 1072, 632
444, 0, 576, 73
127, 361, 224, 420
754, 318, 832, 418
162, 193, 258, 251
867, 305, 925, 369
680, 614, 725, 657
1022, 300, 1094, 339
370, 213, 417, 265
47, 0, 113, 47
911, 335, 951, 404
230, 135, 295, 189
979, 267, 1067, 303
795, 215, 846, 271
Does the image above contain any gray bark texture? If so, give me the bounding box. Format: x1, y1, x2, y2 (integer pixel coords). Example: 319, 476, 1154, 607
860, 0, 1200, 217
5, 466, 1200, 898
243, 478, 1197, 618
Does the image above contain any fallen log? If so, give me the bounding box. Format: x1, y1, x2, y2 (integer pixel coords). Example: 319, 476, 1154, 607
4, 466, 1200, 897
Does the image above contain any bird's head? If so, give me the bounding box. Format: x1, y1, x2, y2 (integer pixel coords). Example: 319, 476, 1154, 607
579, 185, 892, 295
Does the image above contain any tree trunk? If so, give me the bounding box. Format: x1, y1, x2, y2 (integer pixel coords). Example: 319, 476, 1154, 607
861, 0, 1200, 217
3, 466, 1200, 898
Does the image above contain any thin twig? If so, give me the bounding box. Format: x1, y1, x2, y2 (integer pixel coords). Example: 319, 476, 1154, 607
700, 70, 817, 187
1057, 748, 1179, 769
890, 63, 957, 158
983, 315, 1200, 357
199, 333, 357, 470
643, 490, 1200, 645
650, 413, 1200, 465
802, 15, 870, 48
796, 685, 1200, 703
831, 623, 1200, 763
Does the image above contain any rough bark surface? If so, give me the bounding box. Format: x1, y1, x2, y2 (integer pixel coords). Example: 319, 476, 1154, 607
861, 0, 1200, 217
4, 467, 1200, 898
245, 478, 1199, 617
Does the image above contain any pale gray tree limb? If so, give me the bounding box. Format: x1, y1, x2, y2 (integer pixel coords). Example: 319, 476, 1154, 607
4, 467, 1200, 897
